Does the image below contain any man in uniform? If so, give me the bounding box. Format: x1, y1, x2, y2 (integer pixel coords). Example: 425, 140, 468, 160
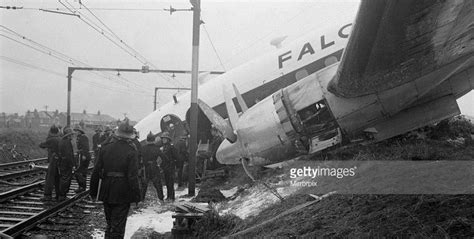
132, 128, 145, 201
74, 126, 91, 193
100, 126, 112, 145
140, 132, 164, 202
160, 132, 178, 201
92, 127, 102, 163
57, 126, 75, 201
90, 120, 141, 239
174, 134, 189, 188
39, 125, 61, 201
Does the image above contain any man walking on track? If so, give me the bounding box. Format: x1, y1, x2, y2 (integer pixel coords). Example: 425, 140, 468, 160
39, 125, 61, 201
141, 132, 165, 202
57, 126, 75, 201
89, 120, 141, 239
74, 126, 91, 193
92, 127, 102, 163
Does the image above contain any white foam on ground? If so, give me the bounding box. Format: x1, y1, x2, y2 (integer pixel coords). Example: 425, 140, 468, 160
124, 209, 174, 238
123, 186, 196, 238
218, 181, 299, 219
221, 186, 239, 197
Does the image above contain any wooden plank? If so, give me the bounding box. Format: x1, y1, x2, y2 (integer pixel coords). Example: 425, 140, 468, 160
0, 217, 23, 222
182, 203, 209, 213
19, 196, 41, 200
10, 201, 44, 206
172, 213, 204, 219
0, 223, 15, 227
175, 205, 191, 213
0, 205, 43, 211
0, 211, 35, 216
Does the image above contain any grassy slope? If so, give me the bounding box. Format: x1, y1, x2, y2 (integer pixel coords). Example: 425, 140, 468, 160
194, 117, 474, 238
0, 128, 49, 161
0, 128, 96, 163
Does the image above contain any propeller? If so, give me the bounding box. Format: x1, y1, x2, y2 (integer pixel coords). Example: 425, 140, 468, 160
197, 99, 237, 143
223, 85, 240, 130
196, 84, 248, 144
232, 83, 248, 112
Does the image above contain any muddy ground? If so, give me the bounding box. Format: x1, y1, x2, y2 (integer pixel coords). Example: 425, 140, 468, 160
192, 117, 474, 238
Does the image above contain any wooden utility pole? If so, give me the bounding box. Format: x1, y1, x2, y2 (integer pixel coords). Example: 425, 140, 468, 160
188, 0, 201, 196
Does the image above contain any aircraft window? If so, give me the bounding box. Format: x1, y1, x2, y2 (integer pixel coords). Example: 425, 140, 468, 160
324, 56, 338, 67
295, 69, 309, 81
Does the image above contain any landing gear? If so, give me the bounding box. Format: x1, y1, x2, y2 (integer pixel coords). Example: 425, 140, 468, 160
240, 158, 284, 201
240, 157, 255, 181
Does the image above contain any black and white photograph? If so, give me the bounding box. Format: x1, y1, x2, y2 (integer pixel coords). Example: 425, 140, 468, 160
0, 0, 473, 238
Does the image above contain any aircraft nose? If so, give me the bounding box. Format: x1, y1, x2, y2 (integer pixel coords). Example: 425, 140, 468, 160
216, 139, 242, 165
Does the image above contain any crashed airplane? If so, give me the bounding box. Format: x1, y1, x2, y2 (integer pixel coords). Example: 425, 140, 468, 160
199, 0, 473, 166
136, 0, 473, 168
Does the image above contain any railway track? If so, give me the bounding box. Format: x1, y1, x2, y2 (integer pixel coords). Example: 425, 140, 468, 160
0, 177, 97, 238
0, 158, 49, 192
0, 158, 48, 173
0, 153, 92, 185
0, 154, 98, 238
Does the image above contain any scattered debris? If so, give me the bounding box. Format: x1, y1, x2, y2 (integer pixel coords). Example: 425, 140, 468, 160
172, 202, 210, 237
194, 188, 226, 203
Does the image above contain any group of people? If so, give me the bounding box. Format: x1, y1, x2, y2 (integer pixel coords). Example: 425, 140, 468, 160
38, 120, 226, 238
89, 120, 190, 238
39, 120, 190, 238
39, 125, 91, 202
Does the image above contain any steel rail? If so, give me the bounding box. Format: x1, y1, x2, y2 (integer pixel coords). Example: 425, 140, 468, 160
0, 158, 48, 171
0, 176, 94, 237
0, 181, 44, 203
0, 169, 45, 182
1, 189, 90, 237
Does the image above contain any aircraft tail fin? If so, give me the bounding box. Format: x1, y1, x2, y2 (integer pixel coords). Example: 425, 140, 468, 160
197, 99, 237, 143
232, 83, 248, 113
223, 85, 240, 130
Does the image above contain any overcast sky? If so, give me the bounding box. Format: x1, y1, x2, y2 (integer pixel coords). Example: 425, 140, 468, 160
1, 0, 473, 121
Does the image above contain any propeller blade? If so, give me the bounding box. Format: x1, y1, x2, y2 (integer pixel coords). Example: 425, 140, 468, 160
197, 99, 237, 143
223, 85, 240, 130
232, 83, 248, 112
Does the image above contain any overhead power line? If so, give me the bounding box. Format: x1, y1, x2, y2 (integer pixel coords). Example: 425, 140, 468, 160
0, 26, 153, 92
203, 24, 226, 71
0, 55, 152, 96
20, 7, 169, 12
59, 0, 181, 88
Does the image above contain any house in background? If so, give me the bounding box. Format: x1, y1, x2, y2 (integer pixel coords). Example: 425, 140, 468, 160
0, 113, 23, 128
17, 109, 117, 129
60, 110, 117, 129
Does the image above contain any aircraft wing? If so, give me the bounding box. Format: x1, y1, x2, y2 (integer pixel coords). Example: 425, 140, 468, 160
328, 0, 473, 98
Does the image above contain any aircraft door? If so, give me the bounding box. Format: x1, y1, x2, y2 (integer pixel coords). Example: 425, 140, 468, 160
296, 100, 342, 153
280, 76, 342, 154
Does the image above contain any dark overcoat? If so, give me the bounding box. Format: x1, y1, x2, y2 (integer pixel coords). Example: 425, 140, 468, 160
89, 138, 141, 204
